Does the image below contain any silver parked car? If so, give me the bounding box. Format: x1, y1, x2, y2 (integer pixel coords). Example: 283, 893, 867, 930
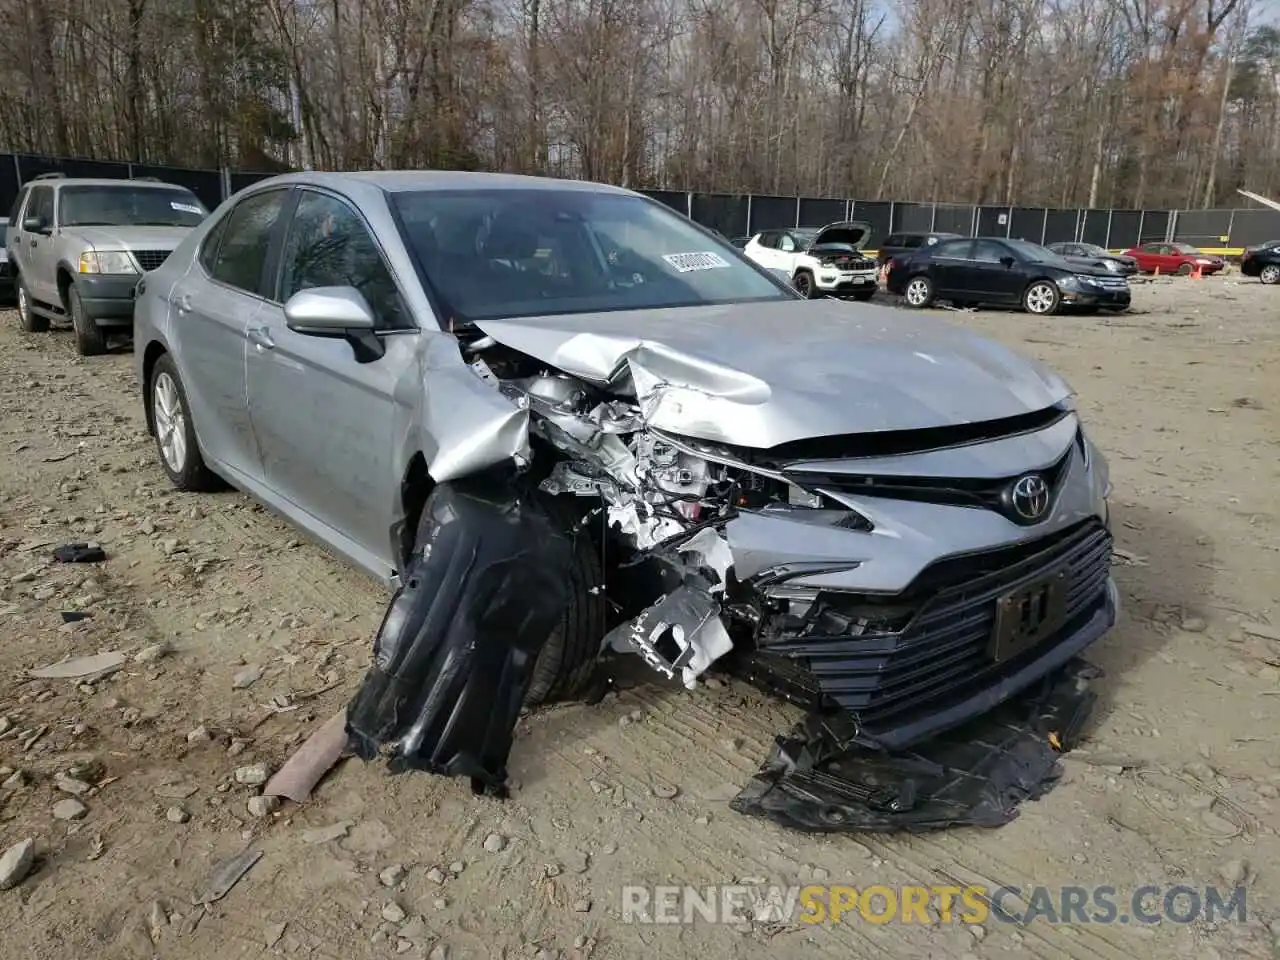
134, 171, 1117, 803
7, 174, 208, 354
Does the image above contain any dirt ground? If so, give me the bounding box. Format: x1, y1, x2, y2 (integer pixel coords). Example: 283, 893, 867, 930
0, 273, 1277, 960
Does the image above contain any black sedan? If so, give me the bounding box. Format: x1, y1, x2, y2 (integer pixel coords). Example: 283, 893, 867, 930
885, 237, 1131, 315
1045, 242, 1139, 276
1240, 241, 1280, 284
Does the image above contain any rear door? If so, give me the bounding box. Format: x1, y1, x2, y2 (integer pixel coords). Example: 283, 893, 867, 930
925, 239, 970, 296
168, 187, 291, 483
245, 186, 415, 573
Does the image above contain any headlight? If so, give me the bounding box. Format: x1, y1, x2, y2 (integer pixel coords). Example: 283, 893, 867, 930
1195, 258, 1213, 265
79, 250, 138, 275
1074, 274, 1101, 287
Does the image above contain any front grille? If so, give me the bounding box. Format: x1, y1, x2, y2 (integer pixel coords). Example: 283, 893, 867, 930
821, 254, 876, 271
745, 520, 1113, 732
1091, 275, 1129, 291
132, 249, 171, 272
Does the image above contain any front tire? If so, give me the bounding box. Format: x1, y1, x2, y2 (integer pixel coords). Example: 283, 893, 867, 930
1260, 264, 1280, 285
793, 271, 818, 299
1023, 280, 1061, 315
149, 353, 220, 492
16, 275, 49, 333
68, 285, 107, 356
1177, 262, 1194, 276
903, 275, 935, 308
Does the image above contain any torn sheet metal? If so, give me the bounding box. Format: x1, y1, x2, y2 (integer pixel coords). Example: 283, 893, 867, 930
603, 577, 733, 689
730, 659, 1101, 832
345, 473, 572, 796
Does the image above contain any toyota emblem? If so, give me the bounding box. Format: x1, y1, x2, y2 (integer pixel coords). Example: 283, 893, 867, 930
1010, 474, 1050, 521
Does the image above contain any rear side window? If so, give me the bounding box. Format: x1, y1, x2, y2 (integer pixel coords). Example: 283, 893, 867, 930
198, 213, 231, 274
883, 234, 902, 248
902, 235, 924, 248
757, 231, 778, 249
971, 239, 1007, 261
210, 189, 288, 294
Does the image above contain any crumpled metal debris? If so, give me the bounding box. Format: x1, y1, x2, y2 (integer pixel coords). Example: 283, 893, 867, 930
730, 659, 1101, 832
53, 542, 106, 563
345, 471, 572, 796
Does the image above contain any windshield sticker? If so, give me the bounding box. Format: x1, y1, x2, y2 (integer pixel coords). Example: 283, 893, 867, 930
662, 251, 731, 273
170, 202, 203, 214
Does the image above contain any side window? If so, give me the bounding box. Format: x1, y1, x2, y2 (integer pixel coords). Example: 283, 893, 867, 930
971, 240, 1007, 261
779, 234, 797, 252
27, 187, 54, 229
932, 240, 967, 258
279, 190, 412, 331
883, 234, 901, 248
904, 236, 924, 248
757, 231, 777, 249
211, 189, 288, 294
198, 212, 231, 274
1142, 243, 1161, 253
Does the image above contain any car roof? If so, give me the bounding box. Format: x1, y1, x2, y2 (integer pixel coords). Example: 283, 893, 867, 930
28, 177, 192, 190
248, 170, 640, 197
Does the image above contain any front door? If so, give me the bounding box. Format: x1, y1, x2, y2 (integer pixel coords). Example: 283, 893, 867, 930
963, 239, 1025, 304
16, 186, 58, 303
245, 187, 417, 574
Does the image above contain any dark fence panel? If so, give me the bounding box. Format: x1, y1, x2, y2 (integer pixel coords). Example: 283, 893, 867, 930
1080, 209, 1109, 247
1172, 209, 1234, 247
690, 193, 749, 238
1107, 210, 1142, 249
1141, 210, 1171, 244
0, 158, 19, 215
976, 205, 1010, 237
229, 171, 281, 197
131, 164, 223, 209
1229, 209, 1280, 248
798, 197, 846, 227
933, 203, 974, 235
1043, 209, 1078, 244
851, 201, 893, 247
893, 202, 932, 233
640, 189, 688, 216
749, 195, 796, 232
16, 154, 131, 184
1009, 207, 1046, 243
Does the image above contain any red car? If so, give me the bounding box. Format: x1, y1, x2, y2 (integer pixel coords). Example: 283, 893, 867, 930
1122, 241, 1225, 276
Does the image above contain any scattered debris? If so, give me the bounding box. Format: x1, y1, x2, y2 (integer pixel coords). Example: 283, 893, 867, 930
194, 848, 263, 905
483, 833, 507, 853
154, 781, 199, 800
300, 821, 354, 844
264, 922, 287, 948
0, 838, 35, 890
30, 651, 126, 680
52, 798, 88, 821
379, 864, 406, 887
232, 665, 264, 690
650, 782, 679, 799
262, 709, 347, 803
60, 611, 92, 623
166, 806, 191, 824
381, 901, 407, 923
134, 641, 172, 664
247, 795, 281, 818
52, 542, 106, 563
1180, 615, 1208, 633
1219, 858, 1249, 886
147, 900, 168, 944
1112, 548, 1148, 566
234, 763, 272, 786
187, 725, 212, 744
53, 774, 92, 796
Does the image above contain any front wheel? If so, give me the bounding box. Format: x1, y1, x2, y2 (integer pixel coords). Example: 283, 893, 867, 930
1177, 262, 1194, 276
793, 271, 818, 299
1023, 281, 1061, 316
903, 275, 934, 308
149, 354, 220, 492
1260, 264, 1280, 285
68, 285, 107, 356
16, 276, 49, 333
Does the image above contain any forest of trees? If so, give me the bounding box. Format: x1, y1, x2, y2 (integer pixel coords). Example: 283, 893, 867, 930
0, 0, 1277, 209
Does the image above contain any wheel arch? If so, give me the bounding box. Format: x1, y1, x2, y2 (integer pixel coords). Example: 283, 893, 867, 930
141, 340, 170, 436
56, 261, 79, 308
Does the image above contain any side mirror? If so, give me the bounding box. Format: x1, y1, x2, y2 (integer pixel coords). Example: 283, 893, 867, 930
22, 216, 45, 233
283, 286, 376, 334
1000, 256, 1016, 268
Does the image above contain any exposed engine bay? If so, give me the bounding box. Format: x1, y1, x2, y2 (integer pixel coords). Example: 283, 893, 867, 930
345, 315, 1116, 833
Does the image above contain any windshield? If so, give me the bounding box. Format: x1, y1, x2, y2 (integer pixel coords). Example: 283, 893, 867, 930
1172, 243, 1201, 254
391, 189, 791, 323
791, 229, 820, 247
59, 186, 207, 228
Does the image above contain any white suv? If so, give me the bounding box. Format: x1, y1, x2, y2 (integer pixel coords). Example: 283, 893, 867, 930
742, 221, 878, 300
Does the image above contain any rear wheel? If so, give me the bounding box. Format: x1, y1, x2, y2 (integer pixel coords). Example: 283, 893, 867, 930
1023, 281, 1061, 315
1260, 264, 1280, 284
16, 276, 49, 333
903, 275, 934, 308
68, 285, 107, 356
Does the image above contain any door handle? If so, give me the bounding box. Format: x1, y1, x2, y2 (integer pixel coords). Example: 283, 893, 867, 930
174, 293, 192, 314
29, 239, 37, 248
248, 326, 275, 350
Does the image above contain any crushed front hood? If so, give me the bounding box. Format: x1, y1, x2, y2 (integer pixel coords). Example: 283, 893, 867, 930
475, 300, 1072, 449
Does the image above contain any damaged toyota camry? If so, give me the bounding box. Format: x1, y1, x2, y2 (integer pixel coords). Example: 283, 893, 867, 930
134, 171, 1118, 832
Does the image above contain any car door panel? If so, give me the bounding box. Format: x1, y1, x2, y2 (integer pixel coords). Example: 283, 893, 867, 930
966, 240, 1024, 303
244, 188, 411, 572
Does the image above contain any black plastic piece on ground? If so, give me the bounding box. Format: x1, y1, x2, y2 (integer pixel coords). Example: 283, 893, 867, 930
730, 658, 1102, 832
60, 611, 92, 623
345, 471, 573, 797
53, 542, 106, 563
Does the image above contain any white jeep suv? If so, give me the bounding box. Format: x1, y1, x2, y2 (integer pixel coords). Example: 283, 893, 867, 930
742, 221, 878, 300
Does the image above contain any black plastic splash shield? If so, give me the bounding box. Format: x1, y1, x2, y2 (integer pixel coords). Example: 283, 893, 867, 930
345, 472, 573, 796
730, 658, 1102, 832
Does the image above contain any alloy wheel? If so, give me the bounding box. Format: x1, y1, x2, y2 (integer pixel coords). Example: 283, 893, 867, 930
153, 372, 188, 473
1261, 264, 1280, 284
1025, 282, 1057, 314
905, 278, 930, 306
